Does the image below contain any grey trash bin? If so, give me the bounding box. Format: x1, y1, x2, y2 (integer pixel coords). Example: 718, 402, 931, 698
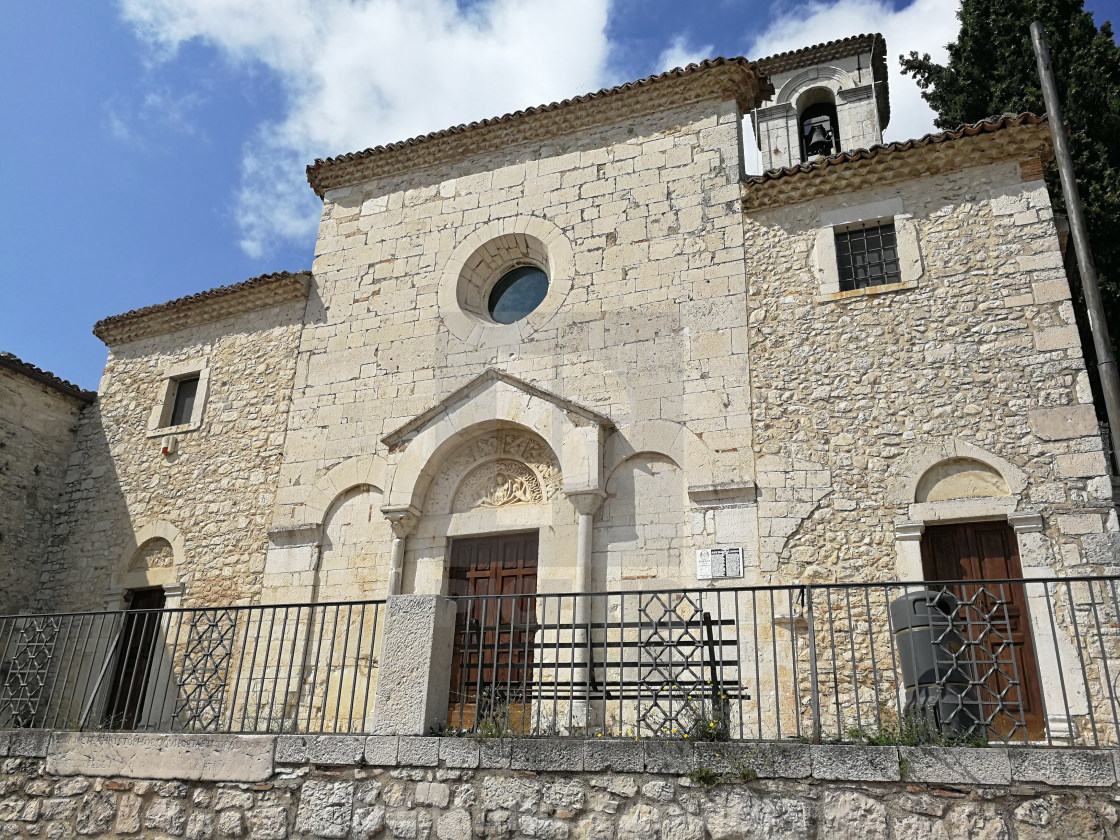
889, 589, 983, 739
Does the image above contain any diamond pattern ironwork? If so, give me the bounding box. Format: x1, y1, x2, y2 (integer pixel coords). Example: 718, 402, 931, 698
0, 617, 61, 727
174, 610, 237, 731
635, 593, 728, 737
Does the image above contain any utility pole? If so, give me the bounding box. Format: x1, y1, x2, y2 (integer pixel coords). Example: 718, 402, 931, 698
1031, 21, 1120, 475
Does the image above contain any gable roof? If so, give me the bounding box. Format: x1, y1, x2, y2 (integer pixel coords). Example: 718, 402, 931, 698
743, 114, 1052, 210
306, 58, 772, 197
382, 369, 614, 449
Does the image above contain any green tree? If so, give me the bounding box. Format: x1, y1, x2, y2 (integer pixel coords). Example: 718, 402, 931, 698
901, 0, 1120, 371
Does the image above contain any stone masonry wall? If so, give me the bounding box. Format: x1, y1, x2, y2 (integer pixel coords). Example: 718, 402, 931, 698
0, 369, 87, 615
273, 95, 754, 597
743, 159, 1118, 581
3, 732, 1120, 839
35, 302, 306, 612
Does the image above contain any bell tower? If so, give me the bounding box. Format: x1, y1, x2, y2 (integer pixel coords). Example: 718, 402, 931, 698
750, 34, 890, 171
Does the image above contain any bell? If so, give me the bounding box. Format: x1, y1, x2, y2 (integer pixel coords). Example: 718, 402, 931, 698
806, 123, 833, 157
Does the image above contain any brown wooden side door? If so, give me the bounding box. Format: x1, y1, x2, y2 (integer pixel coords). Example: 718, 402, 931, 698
921, 521, 1045, 739
104, 588, 166, 730
446, 532, 538, 731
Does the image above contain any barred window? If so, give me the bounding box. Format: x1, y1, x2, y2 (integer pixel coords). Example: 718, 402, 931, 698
835, 222, 901, 291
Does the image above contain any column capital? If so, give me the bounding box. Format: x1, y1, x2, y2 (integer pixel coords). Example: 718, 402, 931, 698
566, 489, 606, 517
1008, 512, 1045, 533
381, 505, 420, 538
895, 521, 926, 542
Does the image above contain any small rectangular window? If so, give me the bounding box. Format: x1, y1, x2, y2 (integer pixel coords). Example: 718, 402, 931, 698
835, 222, 901, 291
168, 376, 199, 426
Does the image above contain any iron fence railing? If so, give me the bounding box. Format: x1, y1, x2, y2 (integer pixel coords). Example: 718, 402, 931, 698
4, 576, 1120, 747
0, 600, 384, 734
447, 576, 1120, 747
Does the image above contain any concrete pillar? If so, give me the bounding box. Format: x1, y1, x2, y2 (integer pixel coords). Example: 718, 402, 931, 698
381, 506, 419, 596
371, 594, 457, 735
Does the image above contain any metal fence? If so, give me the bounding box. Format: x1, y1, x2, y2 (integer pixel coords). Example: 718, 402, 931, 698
447, 576, 1120, 747
0, 600, 384, 734
4, 577, 1120, 746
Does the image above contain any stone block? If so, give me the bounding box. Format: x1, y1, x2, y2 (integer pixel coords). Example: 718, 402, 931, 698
899, 746, 1011, 785
1034, 278, 1073, 304
397, 736, 441, 766
478, 738, 512, 769
46, 733, 275, 782
511, 739, 585, 772
438, 737, 480, 768
11, 730, 51, 757
1057, 452, 1108, 479
295, 780, 354, 839
363, 736, 399, 766
1009, 748, 1116, 786
0, 731, 10, 757
692, 742, 811, 779
584, 739, 644, 772
309, 735, 364, 766
1035, 326, 1082, 352
274, 735, 308, 764
1028, 405, 1099, 441
643, 741, 696, 775
371, 595, 458, 735
811, 745, 900, 781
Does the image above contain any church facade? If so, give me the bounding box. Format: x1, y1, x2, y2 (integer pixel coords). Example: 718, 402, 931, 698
4, 34, 1115, 633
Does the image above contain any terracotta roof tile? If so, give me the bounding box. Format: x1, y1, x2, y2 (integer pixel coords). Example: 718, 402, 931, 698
742, 114, 1052, 209
0, 352, 95, 403
93, 270, 311, 346
306, 58, 771, 196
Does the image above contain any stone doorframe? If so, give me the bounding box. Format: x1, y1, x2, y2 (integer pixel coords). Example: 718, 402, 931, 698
888, 440, 1085, 741
378, 370, 614, 596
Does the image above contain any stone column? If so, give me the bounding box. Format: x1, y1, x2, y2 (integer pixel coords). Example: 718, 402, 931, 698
371, 594, 457, 735
565, 490, 605, 730
381, 506, 419, 596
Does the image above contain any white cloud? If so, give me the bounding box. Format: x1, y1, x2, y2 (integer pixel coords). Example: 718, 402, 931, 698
656, 35, 715, 73
117, 0, 611, 258
743, 0, 960, 172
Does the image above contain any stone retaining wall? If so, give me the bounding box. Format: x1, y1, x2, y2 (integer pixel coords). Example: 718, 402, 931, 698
2, 732, 1120, 838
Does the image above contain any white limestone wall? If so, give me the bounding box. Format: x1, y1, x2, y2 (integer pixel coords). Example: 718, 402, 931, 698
273, 96, 757, 600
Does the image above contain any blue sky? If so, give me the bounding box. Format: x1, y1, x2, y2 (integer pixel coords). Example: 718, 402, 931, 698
3, 0, 1118, 390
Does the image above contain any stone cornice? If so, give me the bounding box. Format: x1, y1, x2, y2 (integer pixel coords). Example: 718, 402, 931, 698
93, 271, 311, 347
381, 368, 615, 450
306, 59, 772, 198
742, 115, 1053, 211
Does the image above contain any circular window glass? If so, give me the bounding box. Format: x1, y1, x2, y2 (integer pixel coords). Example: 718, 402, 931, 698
487, 265, 549, 324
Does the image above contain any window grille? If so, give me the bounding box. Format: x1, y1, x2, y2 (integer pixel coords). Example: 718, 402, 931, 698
835, 223, 901, 291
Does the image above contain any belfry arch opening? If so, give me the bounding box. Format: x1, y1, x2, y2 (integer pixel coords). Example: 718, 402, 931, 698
797, 87, 840, 161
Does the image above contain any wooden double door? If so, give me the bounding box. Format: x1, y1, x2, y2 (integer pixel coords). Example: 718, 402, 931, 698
446, 532, 539, 731
920, 521, 1045, 739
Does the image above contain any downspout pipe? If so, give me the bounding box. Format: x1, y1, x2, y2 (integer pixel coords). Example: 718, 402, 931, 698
1031, 21, 1120, 475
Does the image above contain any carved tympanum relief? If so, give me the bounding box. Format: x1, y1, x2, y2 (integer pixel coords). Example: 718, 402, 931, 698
426, 429, 562, 514
453, 459, 542, 511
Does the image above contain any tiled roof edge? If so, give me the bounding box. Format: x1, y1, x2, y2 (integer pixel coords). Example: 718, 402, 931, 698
742, 114, 1051, 210
0, 352, 95, 404
93, 270, 311, 346
306, 58, 770, 196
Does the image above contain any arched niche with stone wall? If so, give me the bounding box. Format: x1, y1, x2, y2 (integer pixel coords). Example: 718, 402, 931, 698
317, 483, 394, 602
114, 521, 185, 594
